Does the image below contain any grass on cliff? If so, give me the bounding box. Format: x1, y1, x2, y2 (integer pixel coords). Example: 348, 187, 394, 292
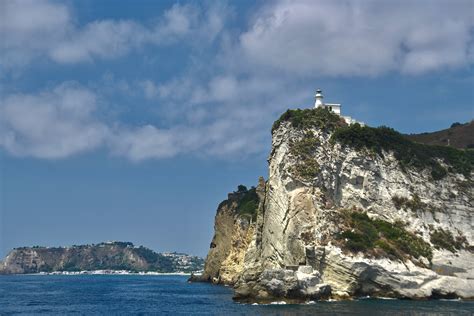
289, 132, 321, 181
391, 194, 442, 218
331, 124, 474, 180
429, 227, 468, 253
338, 211, 432, 263
272, 107, 346, 133
236, 186, 259, 222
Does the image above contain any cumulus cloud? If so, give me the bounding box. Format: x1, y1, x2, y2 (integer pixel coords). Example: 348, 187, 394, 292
235, 0, 474, 76
0, 80, 271, 161
0, 0, 71, 67
0, 83, 109, 158
50, 20, 147, 63
1, 0, 230, 67
1, 0, 473, 161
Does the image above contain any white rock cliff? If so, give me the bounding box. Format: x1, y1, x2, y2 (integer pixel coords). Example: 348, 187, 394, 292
202, 109, 473, 302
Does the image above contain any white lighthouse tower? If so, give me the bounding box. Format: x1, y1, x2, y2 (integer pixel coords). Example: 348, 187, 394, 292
314, 89, 324, 108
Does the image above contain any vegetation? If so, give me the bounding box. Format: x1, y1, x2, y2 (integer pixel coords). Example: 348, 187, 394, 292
289, 132, 320, 181
338, 210, 433, 263
237, 185, 248, 193
272, 107, 346, 133
236, 185, 259, 221
272, 109, 472, 181
430, 228, 467, 253
406, 120, 473, 149
331, 124, 473, 180
392, 194, 424, 212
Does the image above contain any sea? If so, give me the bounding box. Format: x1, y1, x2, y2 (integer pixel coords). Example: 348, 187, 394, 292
1, 275, 473, 315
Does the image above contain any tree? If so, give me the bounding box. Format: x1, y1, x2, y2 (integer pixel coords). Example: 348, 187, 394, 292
237, 185, 248, 192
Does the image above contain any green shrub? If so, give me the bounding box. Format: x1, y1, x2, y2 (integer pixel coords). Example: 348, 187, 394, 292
430, 228, 466, 253
289, 132, 321, 181
331, 124, 473, 180
339, 211, 432, 263
391, 194, 424, 212
237, 185, 248, 193
237, 187, 259, 221
272, 107, 346, 133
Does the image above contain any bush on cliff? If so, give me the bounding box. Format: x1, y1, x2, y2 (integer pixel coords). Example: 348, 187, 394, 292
236, 186, 259, 221
272, 107, 346, 133
331, 124, 473, 180
338, 211, 433, 263
289, 132, 321, 181
430, 228, 467, 253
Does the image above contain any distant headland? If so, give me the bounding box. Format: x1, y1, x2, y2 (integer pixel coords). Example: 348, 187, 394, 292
0, 241, 204, 275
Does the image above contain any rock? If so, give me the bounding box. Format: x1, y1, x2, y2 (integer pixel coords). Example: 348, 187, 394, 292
199, 186, 259, 284
204, 108, 474, 302
297, 265, 313, 274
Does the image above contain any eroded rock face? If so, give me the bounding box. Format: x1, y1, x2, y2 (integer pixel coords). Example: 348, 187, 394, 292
197, 183, 262, 284
236, 119, 473, 301
204, 110, 473, 302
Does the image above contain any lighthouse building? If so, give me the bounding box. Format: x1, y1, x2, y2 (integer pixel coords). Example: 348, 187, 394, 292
313, 89, 364, 126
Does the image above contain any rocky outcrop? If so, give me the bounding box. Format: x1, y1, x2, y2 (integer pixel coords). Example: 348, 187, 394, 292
0, 242, 204, 274
194, 183, 263, 284
203, 108, 474, 302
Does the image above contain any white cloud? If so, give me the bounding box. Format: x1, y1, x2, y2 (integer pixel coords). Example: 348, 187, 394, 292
1, 1, 230, 67
235, 0, 474, 76
50, 20, 147, 63
0, 0, 71, 67
111, 125, 180, 161
0, 83, 109, 158
0, 79, 271, 161
1, 1, 473, 161
140, 80, 159, 99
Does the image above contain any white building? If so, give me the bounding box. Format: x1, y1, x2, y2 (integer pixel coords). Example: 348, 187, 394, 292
313, 89, 364, 126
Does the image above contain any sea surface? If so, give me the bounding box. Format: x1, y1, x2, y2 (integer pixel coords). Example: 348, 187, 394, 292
1, 275, 473, 315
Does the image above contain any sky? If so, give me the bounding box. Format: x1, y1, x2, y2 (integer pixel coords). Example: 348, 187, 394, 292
0, 0, 473, 258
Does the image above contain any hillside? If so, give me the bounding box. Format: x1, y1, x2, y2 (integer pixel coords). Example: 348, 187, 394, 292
406, 121, 474, 149
0, 242, 204, 274
198, 108, 474, 302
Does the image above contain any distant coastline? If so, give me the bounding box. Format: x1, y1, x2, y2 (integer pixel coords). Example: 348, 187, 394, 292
14, 270, 203, 276
0, 241, 205, 275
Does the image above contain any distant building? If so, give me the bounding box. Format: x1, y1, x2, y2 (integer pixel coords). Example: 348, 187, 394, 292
314, 89, 364, 126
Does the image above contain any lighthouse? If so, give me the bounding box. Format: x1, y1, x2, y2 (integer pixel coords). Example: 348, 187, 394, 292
314, 89, 324, 108
311, 89, 364, 125
314, 89, 341, 115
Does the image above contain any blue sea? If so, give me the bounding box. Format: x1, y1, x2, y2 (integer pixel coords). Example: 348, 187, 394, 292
1, 275, 473, 315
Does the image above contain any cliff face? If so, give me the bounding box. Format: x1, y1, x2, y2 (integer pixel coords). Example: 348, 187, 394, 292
204, 108, 474, 302
0, 242, 204, 274
199, 183, 263, 284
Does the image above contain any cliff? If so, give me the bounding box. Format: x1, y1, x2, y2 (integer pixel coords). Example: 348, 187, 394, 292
0, 242, 204, 274
194, 183, 264, 284
202, 108, 474, 302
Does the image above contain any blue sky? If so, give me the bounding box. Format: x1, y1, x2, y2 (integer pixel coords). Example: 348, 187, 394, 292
0, 0, 473, 258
